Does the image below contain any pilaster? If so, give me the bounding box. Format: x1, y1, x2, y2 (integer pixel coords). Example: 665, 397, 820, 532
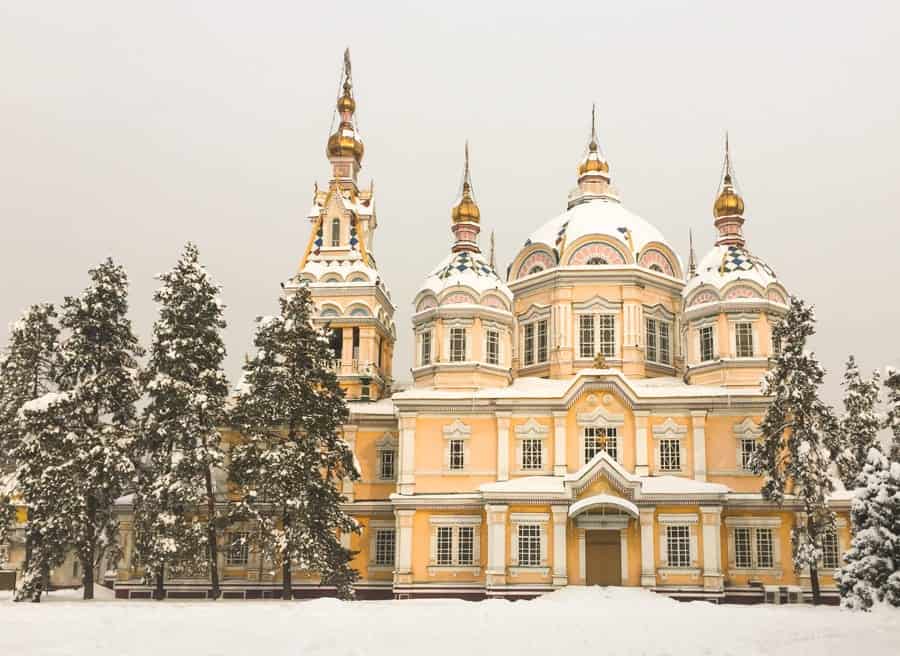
485, 504, 509, 588
394, 509, 416, 585
691, 410, 708, 482
341, 424, 358, 502
398, 413, 417, 495
577, 529, 587, 583
553, 411, 568, 475
639, 508, 657, 587
700, 505, 724, 592
551, 505, 569, 586
496, 412, 511, 482
634, 411, 650, 477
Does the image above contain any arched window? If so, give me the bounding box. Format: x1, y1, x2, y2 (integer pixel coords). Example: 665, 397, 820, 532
586, 257, 607, 265
529, 266, 544, 275
650, 264, 663, 273
331, 218, 340, 247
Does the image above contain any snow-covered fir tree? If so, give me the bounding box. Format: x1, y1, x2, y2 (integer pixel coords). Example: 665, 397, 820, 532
229, 286, 359, 600
752, 296, 839, 604
884, 367, 900, 462
133, 243, 229, 600
835, 356, 882, 489
0, 304, 63, 602
836, 447, 900, 610
49, 258, 144, 599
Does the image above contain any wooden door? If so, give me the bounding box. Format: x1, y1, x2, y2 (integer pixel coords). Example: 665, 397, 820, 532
585, 530, 622, 586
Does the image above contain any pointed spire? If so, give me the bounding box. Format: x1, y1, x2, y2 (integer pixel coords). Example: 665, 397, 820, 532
590, 102, 597, 149
451, 141, 481, 253
490, 230, 496, 270
327, 49, 364, 168
577, 103, 609, 183
713, 131, 746, 247
688, 228, 697, 278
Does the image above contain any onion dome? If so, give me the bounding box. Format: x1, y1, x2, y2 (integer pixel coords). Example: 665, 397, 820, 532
712, 133, 745, 246
452, 143, 481, 224
714, 176, 744, 217
326, 50, 364, 163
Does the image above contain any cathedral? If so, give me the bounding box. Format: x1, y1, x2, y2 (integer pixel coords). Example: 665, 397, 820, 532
110, 52, 850, 603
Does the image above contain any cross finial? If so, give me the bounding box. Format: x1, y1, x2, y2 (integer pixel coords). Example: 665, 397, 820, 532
723, 130, 733, 183
591, 103, 597, 144
489, 229, 496, 270
688, 228, 697, 277
463, 140, 472, 192
343, 48, 352, 79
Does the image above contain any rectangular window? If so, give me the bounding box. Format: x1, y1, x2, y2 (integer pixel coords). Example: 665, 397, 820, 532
457, 527, 475, 566
521, 438, 543, 471
700, 326, 715, 362
226, 532, 249, 566
450, 327, 466, 362
486, 329, 499, 366
379, 449, 395, 481
517, 524, 541, 567
328, 328, 343, 361
579, 314, 595, 359
352, 326, 360, 362
584, 427, 617, 463
734, 527, 752, 569
421, 331, 432, 366
659, 438, 681, 472
736, 322, 754, 358
449, 439, 465, 471
598, 315, 615, 358
523, 323, 535, 366
436, 526, 453, 566
666, 525, 691, 568
646, 318, 658, 363
537, 319, 548, 363
331, 218, 340, 247
756, 528, 774, 568
604, 428, 618, 461
659, 321, 670, 364
374, 529, 396, 567
740, 439, 756, 471
772, 334, 781, 358
822, 531, 839, 569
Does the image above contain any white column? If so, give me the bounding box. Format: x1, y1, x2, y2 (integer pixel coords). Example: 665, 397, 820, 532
485, 504, 508, 588
634, 411, 650, 477
553, 411, 567, 475
496, 412, 511, 482
640, 508, 656, 587
620, 527, 629, 585
341, 424, 357, 502
691, 410, 708, 482
700, 505, 723, 592
551, 505, 568, 586
577, 529, 587, 583
398, 413, 416, 495
395, 509, 415, 585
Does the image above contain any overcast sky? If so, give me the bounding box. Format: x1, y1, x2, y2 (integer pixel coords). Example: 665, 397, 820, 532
1, 1, 897, 406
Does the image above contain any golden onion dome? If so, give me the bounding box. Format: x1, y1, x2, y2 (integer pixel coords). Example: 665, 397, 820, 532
578, 141, 609, 176
452, 182, 480, 223
714, 175, 744, 217
326, 121, 365, 162
337, 91, 356, 114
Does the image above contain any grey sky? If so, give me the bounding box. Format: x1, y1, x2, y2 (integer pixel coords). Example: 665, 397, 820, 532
1, 1, 897, 406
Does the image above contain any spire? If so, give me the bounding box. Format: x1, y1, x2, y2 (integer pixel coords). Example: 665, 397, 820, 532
688, 228, 697, 278
713, 131, 746, 247
450, 141, 481, 253
577, 103, 610, 190
489, 230, 496, 270
326, 49, 364, 174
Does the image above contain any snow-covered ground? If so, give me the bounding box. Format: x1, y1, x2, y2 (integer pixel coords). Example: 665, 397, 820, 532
1, 587, 898, 656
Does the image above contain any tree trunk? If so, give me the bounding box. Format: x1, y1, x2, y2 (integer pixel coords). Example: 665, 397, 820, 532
203, 467, 220, 600
809, 563, 821, 605
83, 496, 96, 600
154, 570, 164, 600
282, 510, 292, 600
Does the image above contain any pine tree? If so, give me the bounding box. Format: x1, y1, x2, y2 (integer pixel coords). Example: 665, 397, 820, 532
835, 356, 882, 489
229, 286, 359, 600
884, 367, 900, 462
752, 296, 839, 605
0, 304, 63, 602
133, 243, 229, 600
50, 258, 144, 599
836, 447, 900, 610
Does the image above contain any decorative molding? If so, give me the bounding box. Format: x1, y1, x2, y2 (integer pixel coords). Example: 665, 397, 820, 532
658, 513, 699, 524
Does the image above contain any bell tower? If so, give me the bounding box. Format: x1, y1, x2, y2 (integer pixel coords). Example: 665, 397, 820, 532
285, 49, 396, 401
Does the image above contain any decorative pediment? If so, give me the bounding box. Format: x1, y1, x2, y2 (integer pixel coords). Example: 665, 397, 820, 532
652, 417, 688, 437
375, 432, 398, 450
733, 417, 762, 440
514, 417, 550, 438
442, 419, 471, 440
576, 405, 625, 426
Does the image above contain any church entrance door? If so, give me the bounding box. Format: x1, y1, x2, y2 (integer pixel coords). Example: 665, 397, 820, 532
585, 529, 621, 586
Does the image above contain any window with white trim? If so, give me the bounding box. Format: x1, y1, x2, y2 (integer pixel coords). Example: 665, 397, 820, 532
597, 315, 615, 358
521, 438, 542, 470
378, 448, 395, 481
740, 438, 756, 471
457, 526, 475, 566
736, 322, 754, 357
331, 218, 340, 247
728, 522, 780, 570
429, 522, 480, 568
822, 531, 839, 569
579, 314, 594, 359
449, 439, 465, 471
421, 330, 432, 366
436, 526, 453, 565
584, 426, 618, 463
659, 438, 681, 472
522, 319, 549, 366
373, 528, 395, 567
734, 527, 752, 568
486, 329, 499, 366
450, 327, 466, 362
700, 326, 715, 362
666, 525, 691, 568
645, 318, 671, 365
517, 524, 542, 567
226, 532, 249, 566
756, 528, 774, 568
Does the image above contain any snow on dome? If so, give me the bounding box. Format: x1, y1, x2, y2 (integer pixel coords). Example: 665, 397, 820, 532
418, 250, 512, 303
516, 196, 682, 279
683, 243, 782, 301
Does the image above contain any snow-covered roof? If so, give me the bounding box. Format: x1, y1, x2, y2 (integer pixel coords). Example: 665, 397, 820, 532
418, 250, 512, 301
347, 397, 396, 416
300, 258, 381, 284
684, 244, 781, 298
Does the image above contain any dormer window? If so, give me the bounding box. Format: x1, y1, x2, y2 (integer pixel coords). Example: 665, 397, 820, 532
331, 218, 340, 247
